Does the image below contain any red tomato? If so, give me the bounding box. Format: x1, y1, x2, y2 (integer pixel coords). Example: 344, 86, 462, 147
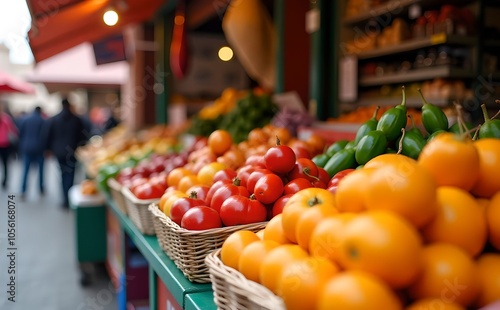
254, 174, 284, 204
219, 195, 267, 226
186, 185, 210, 202
245, 155, 266, 167
236, 165, 257, 188
213, 168, 237, 183
148, 175, 168, 191
132, 182, 165, 200
291, 146, 311, 159
288, 158, 319, 182
170, 194, 207, 225
326, 185, 338, 194
272, 194, 293, 217
312, 180, 327, 189
247, 168, 273, 194
328, 168, 356, 187
210, 180, 250, 213
205, 179, 232, 206
128, 177, 148, 192
180, 206, 222, 230
317, 167, 331, 185
284, 178, 313, 195
264, 142, 296, 174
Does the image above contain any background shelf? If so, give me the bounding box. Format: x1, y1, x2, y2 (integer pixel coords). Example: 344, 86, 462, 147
359, 66, 476, 86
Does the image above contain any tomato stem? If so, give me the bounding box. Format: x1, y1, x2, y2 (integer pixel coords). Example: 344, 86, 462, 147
303, 167, 320, 182
275, 136, 281, 146
481, 104, 490, 123
232, 177, 241, 186
189, 191, 198, 199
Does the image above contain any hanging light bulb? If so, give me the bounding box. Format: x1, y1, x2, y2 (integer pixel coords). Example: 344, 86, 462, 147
103, 9, 119, 26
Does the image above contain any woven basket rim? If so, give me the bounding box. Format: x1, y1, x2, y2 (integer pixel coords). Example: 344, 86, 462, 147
205, 249, 286, 309
107, 177, 122, 191
121, 186, 160, 205
149, 203, 267, 236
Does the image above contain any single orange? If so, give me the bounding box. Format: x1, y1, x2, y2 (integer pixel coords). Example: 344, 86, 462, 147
409, 243, 479, 307
338, 210, 423, 289
277, 256, 339, 310
259, 244, 308, 294
220, 230, 260, 271
238, 240, 279, 283
309, 213, 356, 264
364, 157, 438, 228
281, 188, 336, 243
177, 175, 200, 193
263, 214, 292, 244
471, 138, 500, 198
208, 129, 233, 156
418, 133, 480, 191
317, 271, 402, 310
422, 186, 487, 257
335, 168, 376, 213
295, 201, 338, 251
166, 167, 193, 187
476, 253, 500, 307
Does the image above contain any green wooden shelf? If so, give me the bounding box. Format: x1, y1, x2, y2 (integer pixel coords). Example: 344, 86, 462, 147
185, 291, 217, 310
106, 196, 215, 309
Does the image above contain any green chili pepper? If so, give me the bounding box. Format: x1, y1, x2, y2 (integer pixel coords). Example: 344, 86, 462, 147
419, 89, 449, 134
479, 104, 500, 139
355, 130, 388, 165
325, 140, 349, 157
324, 148, 357, 178
344, 141, 357, 150
397, 128, 427, 160
312, 153, 330, 168
386, 148, 397, 154
376, 87, 407, 142
407, 114, 424, 139
427, 129, 447, 142
354, 106, 380, 145
448, 121, 473, 134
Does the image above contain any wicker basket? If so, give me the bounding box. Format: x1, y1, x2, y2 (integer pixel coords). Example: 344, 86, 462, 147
121, 187, 159, 235
205, 249, 286, 310
107, 178, 127, 215
149, 204, 267, 283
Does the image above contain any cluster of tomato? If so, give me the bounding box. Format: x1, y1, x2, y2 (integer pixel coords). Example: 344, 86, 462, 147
219, 133, 500, 310
156, 131, 339, 230
115, 152, 189, 200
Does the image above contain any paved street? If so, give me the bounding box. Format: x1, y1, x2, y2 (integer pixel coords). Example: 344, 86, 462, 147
0, 156, 117, 310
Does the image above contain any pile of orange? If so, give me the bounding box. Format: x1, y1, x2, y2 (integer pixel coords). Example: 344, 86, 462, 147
220, 133, 500, 310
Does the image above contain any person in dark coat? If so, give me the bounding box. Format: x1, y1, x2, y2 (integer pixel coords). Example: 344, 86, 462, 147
44, 98, 87, 208
18, 106, 46, 199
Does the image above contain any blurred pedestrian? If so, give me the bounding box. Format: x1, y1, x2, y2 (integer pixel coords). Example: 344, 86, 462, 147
0, 101, 18, 189
18, 106, 46, 200
43, 98, 87, 208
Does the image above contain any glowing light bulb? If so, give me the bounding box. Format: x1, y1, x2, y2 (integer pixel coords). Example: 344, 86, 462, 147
218, 46, 233, 62
103, 10, 119, 26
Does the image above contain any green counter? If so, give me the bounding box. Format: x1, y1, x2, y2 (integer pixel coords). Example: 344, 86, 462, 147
106, 196, 216, 309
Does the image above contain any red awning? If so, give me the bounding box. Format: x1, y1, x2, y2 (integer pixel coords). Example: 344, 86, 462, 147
0, 71, 36, 94
27, 0, 167, 63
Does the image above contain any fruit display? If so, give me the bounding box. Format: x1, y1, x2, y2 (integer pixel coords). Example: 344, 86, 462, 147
82, 81, 500, 309
217, 131, 500, 309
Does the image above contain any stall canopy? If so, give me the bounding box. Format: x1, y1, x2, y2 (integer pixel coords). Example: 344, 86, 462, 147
0, 70, 36, 94
27, 0, 167, 63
